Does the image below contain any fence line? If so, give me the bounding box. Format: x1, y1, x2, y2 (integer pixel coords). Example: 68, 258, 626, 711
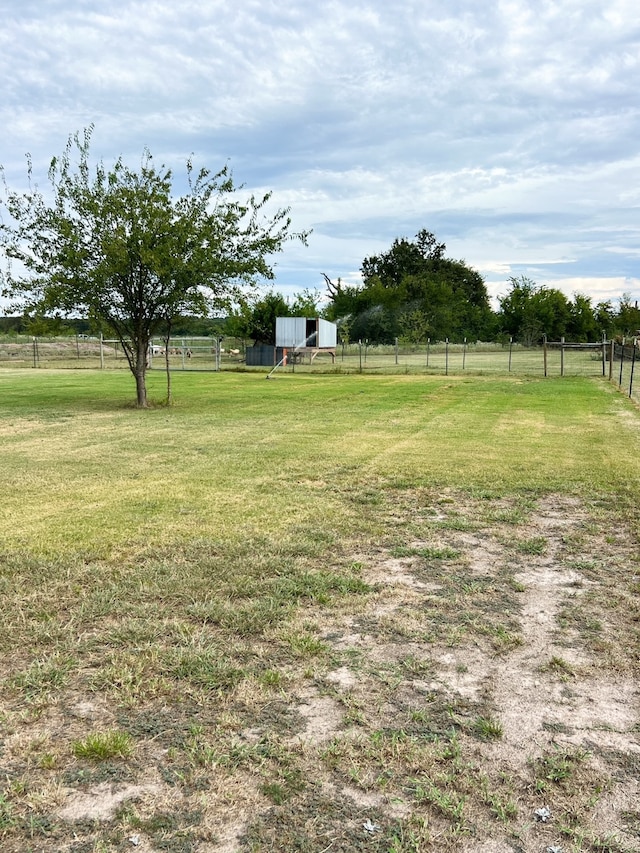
0, 335, 637, 402
612, 341, 639, 406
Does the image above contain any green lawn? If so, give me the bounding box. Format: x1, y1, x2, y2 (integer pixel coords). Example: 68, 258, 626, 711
0, 369, 639, 852
1, 369, 636, 557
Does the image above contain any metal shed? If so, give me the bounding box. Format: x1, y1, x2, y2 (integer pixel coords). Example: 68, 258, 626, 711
275, 317, 337, 349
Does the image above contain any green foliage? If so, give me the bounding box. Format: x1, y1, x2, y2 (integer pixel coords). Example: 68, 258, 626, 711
225, 286, 324, 344
289, 287, 323, 317
230, 289, 291, 344
327, 258, 637, 348
325, 230, 497, 344
498, 276, 572, 344
0, 127, 307, 405
616, 292, 640, 337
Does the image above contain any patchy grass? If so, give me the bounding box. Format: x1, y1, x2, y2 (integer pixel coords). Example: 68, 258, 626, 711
0, 370, 639, 851
72, 730, 134, 761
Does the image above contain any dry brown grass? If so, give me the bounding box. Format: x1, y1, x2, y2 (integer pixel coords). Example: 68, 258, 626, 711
1, 489, 639, 852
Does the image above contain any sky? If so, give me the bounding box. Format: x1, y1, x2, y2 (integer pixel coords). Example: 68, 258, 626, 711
1, 0, 639, 312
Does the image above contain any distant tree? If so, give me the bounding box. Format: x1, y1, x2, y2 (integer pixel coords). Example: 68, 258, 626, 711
398, 307, 431, 344
361, 229, 446, 287
568, 293, 600, 341
0, 315, 26, 334
498, 276, 571, 345
0, 128, 308, 406
325, 231, 494, 344
231, 290, 291, 345
290, 287, 323, 317
615, 293, 640, 337
593, 301, 614, 335
498, 276, 538, 345
531, 287, 571, 341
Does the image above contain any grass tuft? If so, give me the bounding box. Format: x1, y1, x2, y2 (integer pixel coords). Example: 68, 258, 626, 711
72, 730, 134, 761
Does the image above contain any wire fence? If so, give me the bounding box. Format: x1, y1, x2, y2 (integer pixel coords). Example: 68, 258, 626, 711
612, 341, 639, 406
0, 334, 638, 405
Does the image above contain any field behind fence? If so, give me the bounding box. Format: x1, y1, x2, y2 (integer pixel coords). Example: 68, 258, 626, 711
1, 334, 638, 404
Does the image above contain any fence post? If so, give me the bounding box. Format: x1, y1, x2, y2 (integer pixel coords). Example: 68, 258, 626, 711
445, 338, 449, 376
609, 340, 614, 381
100, 333, 104, 369
358, 339, 362, 373
462, 337, 467, 370
508, 337, 513, 372
630, 344, 636, 399
426, 338, 430, 368
601, 333, 606, 377
560, 336, 565, 377
32, 336, 37, 369
619, 338, 625, 387
395, 337, 399, 365
543, 335, 547, 377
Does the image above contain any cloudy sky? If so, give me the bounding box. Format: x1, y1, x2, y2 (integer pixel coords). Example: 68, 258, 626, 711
1, 0, 639, 310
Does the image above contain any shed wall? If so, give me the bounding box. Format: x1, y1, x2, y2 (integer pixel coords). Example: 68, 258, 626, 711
318, 318, 337, 348
275, 317, 307, 347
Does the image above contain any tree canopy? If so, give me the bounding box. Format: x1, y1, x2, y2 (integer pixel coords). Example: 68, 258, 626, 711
225, 287, 323, 345
497, 276, 621, 345
325, 230, 496, 344
0, 129, 308, 405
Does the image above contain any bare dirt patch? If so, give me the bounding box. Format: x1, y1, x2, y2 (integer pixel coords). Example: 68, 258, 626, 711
1, 491, 639, 852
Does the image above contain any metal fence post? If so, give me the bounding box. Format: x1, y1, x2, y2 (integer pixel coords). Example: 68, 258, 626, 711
619, 338, 625, 387
609, 340, 614, 381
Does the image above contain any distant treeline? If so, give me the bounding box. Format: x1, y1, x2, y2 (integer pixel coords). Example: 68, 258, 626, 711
0, 315, 226, 338
3, 230, 639, 346
318, 231, 640, 346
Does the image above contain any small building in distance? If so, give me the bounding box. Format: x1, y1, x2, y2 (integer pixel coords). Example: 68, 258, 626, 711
245, 317, 337, 367
275, 317, 337, 363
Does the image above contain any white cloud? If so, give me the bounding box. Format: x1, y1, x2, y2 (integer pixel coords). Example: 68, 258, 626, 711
1, 0, 639, 311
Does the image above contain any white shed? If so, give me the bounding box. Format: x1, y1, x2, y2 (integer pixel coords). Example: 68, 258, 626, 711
275, 317, 337, 363
275, 317, 337, 349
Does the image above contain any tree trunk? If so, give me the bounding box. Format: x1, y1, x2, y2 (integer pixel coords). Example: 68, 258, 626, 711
163, 327, 172, 405
135, 366, 147, 407
135, 341, 148, 407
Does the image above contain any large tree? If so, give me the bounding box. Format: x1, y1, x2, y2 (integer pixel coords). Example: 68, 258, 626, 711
0, 129, 307, 406
499, 276, 574, 345
325, 230, 496, 343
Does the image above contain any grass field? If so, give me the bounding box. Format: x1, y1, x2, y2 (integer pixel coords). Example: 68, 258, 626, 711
0, 369, 639, 852
0, 335, 610, 378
